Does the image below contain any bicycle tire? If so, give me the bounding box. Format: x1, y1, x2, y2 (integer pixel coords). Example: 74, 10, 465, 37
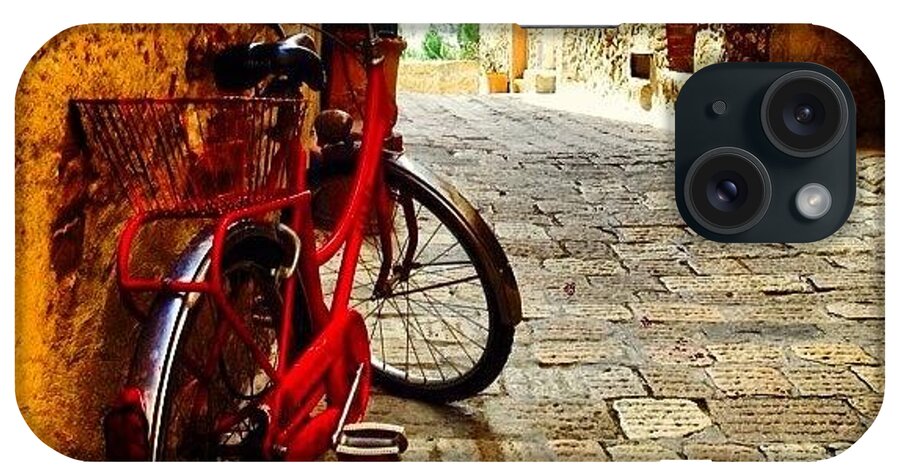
146, 224, 309, 460
310, 154, 520, 402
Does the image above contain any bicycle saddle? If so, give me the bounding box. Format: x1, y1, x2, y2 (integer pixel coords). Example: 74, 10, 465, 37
214, 32, 325, 92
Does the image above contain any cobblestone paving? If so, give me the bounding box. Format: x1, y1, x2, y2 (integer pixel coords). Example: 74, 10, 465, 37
369, 92, 885, 461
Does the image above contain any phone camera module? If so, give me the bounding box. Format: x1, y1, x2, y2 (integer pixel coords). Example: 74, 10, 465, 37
676, 63, 856, 241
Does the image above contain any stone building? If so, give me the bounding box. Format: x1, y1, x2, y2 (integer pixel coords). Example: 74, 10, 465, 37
455, 24, 882, 142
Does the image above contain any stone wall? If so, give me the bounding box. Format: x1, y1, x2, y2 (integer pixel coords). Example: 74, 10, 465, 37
15, 24, 317, 459
495, 24, 882, 137
479, 24, 511, 73
694, 27, 725, 71
518, 25, 684, 125
518, 25, 788, 121
526, 28, 562, 71
560, 25, 679, 111
398, 60, 480, 94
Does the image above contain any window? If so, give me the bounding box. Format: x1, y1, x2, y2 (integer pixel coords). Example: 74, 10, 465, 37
630, 53, 652, 79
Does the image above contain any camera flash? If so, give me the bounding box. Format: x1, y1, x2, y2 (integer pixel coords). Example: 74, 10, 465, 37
795, 183, 832, 220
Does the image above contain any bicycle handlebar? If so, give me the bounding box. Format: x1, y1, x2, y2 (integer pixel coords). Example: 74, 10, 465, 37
214, 32, 325, 92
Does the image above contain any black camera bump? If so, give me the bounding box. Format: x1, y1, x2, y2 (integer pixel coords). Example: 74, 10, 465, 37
675, 63, 856, 243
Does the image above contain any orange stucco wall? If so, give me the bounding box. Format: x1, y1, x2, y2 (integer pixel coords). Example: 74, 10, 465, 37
14, 23, 316, 459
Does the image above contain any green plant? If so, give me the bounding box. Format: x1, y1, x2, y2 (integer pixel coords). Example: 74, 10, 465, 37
401, 46, 425, 60
457, 24, 480, 60
422, 27, 451, 60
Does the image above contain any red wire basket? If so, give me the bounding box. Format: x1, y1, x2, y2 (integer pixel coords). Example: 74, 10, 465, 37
72, 97, 308, 214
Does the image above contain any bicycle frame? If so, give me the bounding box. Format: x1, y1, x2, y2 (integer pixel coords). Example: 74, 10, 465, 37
112, 37, 394, 461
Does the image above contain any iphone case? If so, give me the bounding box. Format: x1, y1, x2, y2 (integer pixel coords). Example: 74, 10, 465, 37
15, 23, 884, 461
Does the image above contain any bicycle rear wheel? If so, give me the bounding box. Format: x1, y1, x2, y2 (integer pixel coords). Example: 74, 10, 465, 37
150, 227, 309, 460
312, 155, 519, 402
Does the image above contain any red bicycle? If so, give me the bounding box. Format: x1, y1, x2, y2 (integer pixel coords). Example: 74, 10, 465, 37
74, 25, 521, 461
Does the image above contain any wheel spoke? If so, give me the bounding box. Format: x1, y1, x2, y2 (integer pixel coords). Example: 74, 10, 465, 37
408, 241, 464, 280
389, 288, 463, 378
388, 274, 480, 298
385, 294, 426, 381
407, 287, 487, 353
405, 295, 489, 334
411, 219, 445, 264
405, 295, 478, 367
309, 172, 510, 396
415, 260, 472, 267
407, 263, 480, 284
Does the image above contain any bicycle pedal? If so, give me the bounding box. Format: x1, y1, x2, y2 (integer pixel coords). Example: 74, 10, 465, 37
334, 422, 408, 461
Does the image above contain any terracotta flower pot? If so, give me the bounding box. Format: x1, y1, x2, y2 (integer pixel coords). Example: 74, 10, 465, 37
481, 72, 509, 94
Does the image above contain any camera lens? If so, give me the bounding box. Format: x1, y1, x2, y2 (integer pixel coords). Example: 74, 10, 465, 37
761, 70, 849, 158
684, 147, 771, 235
708, 174, 747, 212
793, 104, 815, 124
716, 180, 739, 202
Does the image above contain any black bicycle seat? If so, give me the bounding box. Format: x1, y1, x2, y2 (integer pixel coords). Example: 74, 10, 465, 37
214, 33, 325, 92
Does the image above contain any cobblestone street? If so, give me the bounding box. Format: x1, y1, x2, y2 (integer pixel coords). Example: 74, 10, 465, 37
368, 92, 885, 461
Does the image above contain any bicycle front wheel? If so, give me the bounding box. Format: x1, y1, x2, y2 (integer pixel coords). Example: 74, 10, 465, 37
312, 154, 519, 403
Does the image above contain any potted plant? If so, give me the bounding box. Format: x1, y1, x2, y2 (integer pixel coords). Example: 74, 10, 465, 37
479, 50, 508, 94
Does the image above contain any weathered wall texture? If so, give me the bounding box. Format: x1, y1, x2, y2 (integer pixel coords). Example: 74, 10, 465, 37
15, 23, 316, 460
519, 25, 779, 117
497, 24, 882, 138
558, 25, 681, 114
693, 27, 725, 71
526, 28, 562, 72
479, 24, 511, 73
516, 24, 684, 124
398, 60, 479, 94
